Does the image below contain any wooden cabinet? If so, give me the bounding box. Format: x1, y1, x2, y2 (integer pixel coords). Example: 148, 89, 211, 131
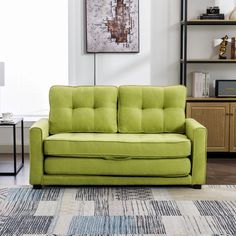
230, 103, 236, 152
187, 99, 236, 152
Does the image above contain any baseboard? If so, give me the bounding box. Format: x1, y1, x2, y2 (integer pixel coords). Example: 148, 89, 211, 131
0, 145, 29, 154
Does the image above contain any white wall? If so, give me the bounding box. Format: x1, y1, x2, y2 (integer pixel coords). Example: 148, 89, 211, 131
69, 0, 180, 86
69, 0, 236, 92
0, 125, 30, 153
0, 0, 67, 153
0, 0, 68, 116
1, 0, 236, 153
68, 0, 94, 85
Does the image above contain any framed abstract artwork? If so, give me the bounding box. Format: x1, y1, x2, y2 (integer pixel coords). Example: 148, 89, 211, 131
86, 0, 139, 53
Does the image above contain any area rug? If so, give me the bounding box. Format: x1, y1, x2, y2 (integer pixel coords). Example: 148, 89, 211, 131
0, 185, 235, 236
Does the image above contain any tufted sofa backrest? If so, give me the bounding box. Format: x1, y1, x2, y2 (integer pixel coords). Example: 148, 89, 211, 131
49, 85, 186, 134
118, 85, 186, 133
49, 86, 118, 134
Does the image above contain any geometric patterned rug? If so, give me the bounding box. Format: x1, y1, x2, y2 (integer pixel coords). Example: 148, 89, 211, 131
0, 185, 235, 236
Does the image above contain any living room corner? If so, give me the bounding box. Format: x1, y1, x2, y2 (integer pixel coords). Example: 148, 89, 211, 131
0, 0, 236, 235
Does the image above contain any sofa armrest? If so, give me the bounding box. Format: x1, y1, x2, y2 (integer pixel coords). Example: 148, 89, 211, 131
29, 118, 49, 185
185, 118, 207, 185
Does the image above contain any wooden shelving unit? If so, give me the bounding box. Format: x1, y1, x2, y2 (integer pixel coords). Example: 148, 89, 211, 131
181, 59, 236, 63
180, 0, 236, 85
187, 97, 236, 102
181, 19, 236, 25
180, 59, 236, 64
182, 1, 236, 152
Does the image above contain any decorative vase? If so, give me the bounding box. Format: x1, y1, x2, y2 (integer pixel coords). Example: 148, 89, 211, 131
229, 7, 236, 20
214, 0, 235, 19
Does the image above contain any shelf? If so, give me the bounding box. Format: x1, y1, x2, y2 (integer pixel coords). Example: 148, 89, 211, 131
181, 59, 236, 64
180, 2, 236, 85
187, 97, 236, 102
181, 19, 236, 25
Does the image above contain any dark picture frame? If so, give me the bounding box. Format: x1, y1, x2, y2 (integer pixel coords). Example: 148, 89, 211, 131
86, 0, 139, 53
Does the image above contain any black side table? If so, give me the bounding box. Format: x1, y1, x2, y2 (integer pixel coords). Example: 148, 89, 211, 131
0, 118, 24, 175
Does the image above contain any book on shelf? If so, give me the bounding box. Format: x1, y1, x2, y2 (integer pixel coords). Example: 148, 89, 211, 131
231, 37, 236, 59
192, 72, 210, 98
199, 14, 225, 20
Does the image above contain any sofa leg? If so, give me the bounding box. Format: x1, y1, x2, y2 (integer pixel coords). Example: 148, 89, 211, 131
192, 185, 202, 189
33, 185, 42, 189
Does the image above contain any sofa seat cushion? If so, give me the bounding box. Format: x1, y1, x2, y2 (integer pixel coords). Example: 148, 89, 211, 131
44, 133, 191, 158
44, 157, 191, 177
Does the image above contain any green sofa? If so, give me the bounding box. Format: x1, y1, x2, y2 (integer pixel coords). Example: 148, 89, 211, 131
30, 85, 207, 189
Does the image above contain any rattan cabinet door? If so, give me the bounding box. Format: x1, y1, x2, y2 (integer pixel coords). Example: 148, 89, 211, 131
187, 102, 230, 152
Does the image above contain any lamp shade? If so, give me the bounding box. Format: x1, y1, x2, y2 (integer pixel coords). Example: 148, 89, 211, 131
0, 62, 5, 86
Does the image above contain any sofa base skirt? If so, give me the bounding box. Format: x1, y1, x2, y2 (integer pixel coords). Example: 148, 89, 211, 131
39, 175, 192, 186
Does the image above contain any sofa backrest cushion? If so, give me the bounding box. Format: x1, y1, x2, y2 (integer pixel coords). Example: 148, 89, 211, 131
118, 85, 186, 133
49, 86, 118, 134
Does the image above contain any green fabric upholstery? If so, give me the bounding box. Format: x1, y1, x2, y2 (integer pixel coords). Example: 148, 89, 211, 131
44, 133, 191, 158
41, 175, 192, 186
186, 118, 207, 185
29, 118, 49, 185
45, 157, 191, 176
29, 85, 207, 187
118, 85, 186, 133
49, 86, 118, 134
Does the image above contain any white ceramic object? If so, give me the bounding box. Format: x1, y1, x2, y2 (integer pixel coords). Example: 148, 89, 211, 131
214, 0, 235, 19
229, 7, 236, 20
2, 112, 13, 121
213, 38, 232, 47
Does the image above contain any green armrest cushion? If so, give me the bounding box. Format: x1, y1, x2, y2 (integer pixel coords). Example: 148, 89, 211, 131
185, 118, 207, 184
29, 118, 49, 185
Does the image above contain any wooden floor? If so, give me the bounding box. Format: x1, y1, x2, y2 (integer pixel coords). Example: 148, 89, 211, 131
206, 153, 236, 184
0, 153, 235, 185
